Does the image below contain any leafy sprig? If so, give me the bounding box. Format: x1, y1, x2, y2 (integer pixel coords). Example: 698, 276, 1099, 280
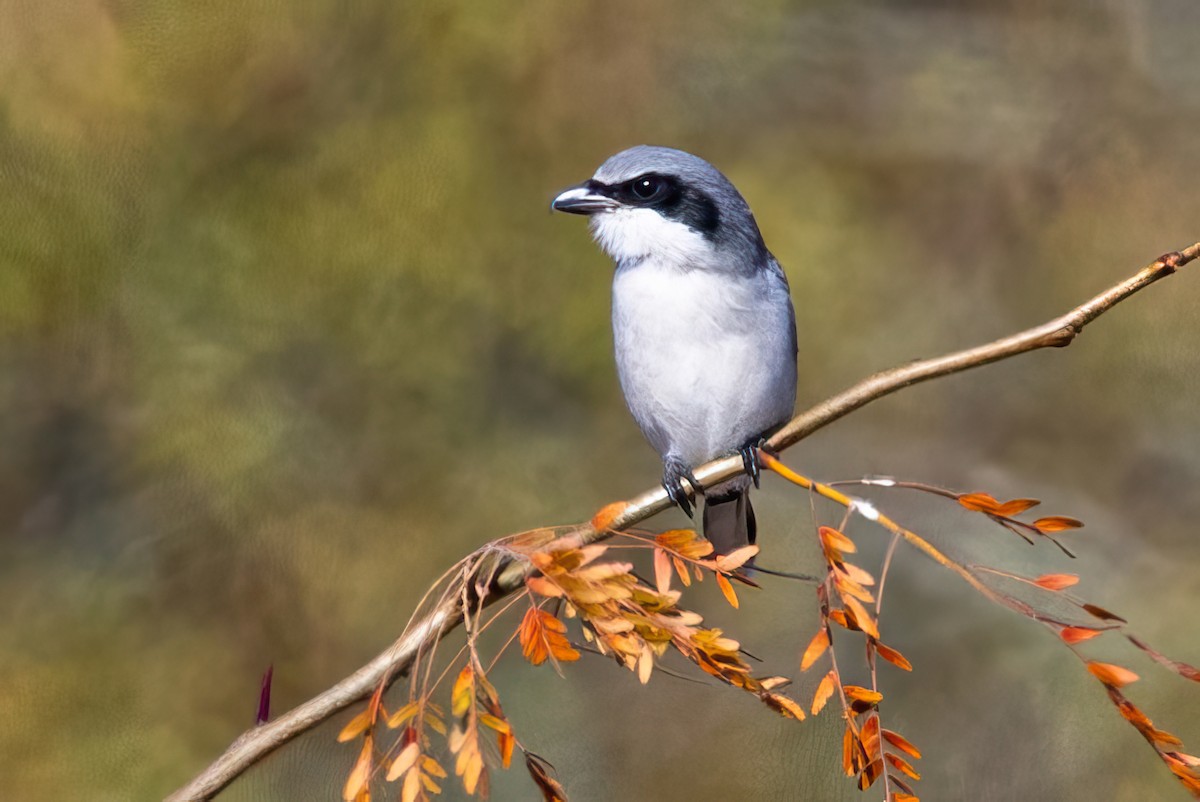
336, 453, 1199, 800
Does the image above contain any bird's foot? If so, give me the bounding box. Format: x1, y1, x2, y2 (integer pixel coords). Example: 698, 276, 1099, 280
739, 438, 772, 489
662, 459, 702, 519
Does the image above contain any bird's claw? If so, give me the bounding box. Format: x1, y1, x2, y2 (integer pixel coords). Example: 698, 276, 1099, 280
663, 481, 693, 518
662, 460, 701, 519
740, 439, 767, 489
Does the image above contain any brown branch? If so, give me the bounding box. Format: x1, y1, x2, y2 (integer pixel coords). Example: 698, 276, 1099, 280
164, 242, 1199, 802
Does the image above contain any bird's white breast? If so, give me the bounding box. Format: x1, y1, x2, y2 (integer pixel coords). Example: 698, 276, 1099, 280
611, 258, 795, 466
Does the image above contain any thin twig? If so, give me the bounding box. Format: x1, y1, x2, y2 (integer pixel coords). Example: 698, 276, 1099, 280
164, 243, 1199, 802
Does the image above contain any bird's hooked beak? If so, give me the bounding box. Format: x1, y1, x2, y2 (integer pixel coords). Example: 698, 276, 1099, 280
550, 181, 618, 215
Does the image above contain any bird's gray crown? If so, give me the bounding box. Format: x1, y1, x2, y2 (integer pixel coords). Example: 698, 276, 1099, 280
593, 145, 726, 185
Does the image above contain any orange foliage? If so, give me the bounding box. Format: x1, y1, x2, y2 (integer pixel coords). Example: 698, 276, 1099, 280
332, 454, 1199, 801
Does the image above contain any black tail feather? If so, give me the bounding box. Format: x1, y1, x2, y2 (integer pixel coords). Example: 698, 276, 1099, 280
702, 489, 756, 556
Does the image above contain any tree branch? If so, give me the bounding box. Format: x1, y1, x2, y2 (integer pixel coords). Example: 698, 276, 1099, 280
165, 242, 1199, 802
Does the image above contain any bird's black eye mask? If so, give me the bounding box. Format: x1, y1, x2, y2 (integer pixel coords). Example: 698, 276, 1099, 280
590, 174, 722, 239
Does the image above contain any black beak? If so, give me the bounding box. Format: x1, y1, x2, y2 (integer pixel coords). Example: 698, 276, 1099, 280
551, 181, 617, 215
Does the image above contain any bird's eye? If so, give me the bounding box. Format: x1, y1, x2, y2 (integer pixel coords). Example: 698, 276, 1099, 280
630, 175, 665, 201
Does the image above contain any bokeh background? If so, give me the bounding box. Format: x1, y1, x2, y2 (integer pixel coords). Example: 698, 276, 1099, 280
3, 1, 1200, 800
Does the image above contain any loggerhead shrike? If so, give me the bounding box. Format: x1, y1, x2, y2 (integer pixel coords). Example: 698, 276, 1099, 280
552, 145, 797, 554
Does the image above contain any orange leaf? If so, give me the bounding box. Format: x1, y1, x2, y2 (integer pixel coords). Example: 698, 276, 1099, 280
957, 492, 1002, 513
480, 714, 510, 735
385, 702, 418, 730
1033, 515, 1083, 533
1060, 626, 1103, 644
655, 528, 694, 550
656, 529, 713, 559
666, 555, 690, 587
479, 672, 500, 704
837, 562, 876, 586
573, 561, 633, 582
498, 731, 515, 769
1167, 769, 1200, 796
451, 665, 475, 716
715, 544, 759, 572
400, 764, 421, 802
841, 724, 858, 776
1153, 730, 1185, 748
1120, 697, 1178, 745
342, 739, 372, 801
447, 725, 466, 754
653, 548, 672, 594
843, 595, 880, 639
1115, 697, 1153, 730
386, 742, 420, 782
548, 638, 578, 664
857, 758, 884, 789
460, 744, 484, 795
637, 645, 654, 685
875, 642, 913, 671
763, 692, 807, 720
337, 709, 373, 743
886, 752, 922, 781
1088, 661, 1139, 688
829, 609, 858, 631
420, 772, 441, 795
883, 728, 922, 760
716, 572, 739, 608
591, 501, 629, 531
574, 543, 608, 567
1034, 573, 1079, 591
835, 573, 875, 604
526, 576, 563, 598
516, 609, 576, 667
800, 628, 830, 671
994, 497, 1041, 516
811, 671, 836, 715
819, 526, 857, 554
425, 712, 446, 736
860, 714, 881, 758
843, 685, 883, 705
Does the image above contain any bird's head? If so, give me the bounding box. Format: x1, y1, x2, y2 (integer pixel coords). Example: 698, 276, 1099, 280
552, 145, 768, 271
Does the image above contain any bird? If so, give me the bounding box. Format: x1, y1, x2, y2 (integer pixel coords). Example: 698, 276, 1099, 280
552, 145, 797, 554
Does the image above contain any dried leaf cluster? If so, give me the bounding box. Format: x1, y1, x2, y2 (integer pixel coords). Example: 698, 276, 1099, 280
336, 452, 1199, 800
332, 519, 806, 801
521, 531, 777, 699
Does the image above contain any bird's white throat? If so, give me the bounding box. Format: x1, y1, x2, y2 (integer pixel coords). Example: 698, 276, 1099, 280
589, 208, 715, 267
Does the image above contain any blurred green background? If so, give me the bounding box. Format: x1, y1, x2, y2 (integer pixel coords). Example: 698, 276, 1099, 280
3, 1, 1199, 800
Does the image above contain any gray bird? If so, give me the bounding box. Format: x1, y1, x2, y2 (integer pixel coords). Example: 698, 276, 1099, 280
552, 145, 797, 554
